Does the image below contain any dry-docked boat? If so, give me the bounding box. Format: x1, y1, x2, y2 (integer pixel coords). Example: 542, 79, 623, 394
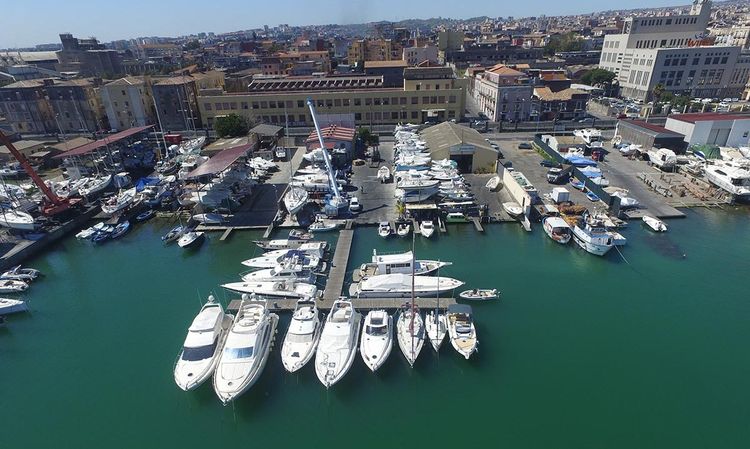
502, 202, 523, 217
283, 186, 308, 215
0, 209, 38, 231
101, 188, 137, 215
79, 174, 113, 197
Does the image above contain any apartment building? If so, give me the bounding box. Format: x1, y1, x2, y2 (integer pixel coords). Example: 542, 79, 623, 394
599, 0, 750, 100
45, 78, 106, 133
348, 39, 402, 64
197, 66, 466, 129
152, 76, 201, 131
403, 45, 439, 66
472, 65, 533, 122
0, 79, 56, 134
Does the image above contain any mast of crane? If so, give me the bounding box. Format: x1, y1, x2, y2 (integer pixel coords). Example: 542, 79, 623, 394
305, 98, 342, 203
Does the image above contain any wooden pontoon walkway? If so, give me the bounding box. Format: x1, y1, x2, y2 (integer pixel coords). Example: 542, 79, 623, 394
228, 297, 457, 312
322, 228, 354, 301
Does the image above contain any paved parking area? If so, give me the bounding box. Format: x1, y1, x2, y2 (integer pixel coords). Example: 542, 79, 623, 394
349, 143, 398, 225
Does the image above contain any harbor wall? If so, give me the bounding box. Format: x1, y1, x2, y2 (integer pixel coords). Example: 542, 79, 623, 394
499, 165, 533, 215
0, 206, 100, 271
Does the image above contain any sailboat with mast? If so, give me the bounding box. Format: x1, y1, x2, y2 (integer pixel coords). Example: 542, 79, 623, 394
396, 233, 425, 367
425, 262, 447, 352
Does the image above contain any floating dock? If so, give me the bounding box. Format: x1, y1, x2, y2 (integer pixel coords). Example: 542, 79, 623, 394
228, 297, 457, 312
322, 229, 354, 301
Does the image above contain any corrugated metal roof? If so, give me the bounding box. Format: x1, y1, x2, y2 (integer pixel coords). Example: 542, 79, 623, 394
670, 113, 750, 124
185, 143, 254, 179
305, 125, 355, 143
53, 126, 154, 159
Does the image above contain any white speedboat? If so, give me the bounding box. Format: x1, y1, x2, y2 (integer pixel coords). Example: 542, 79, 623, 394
281, 299, 323, 373
308, 219, 339, 232
0, 279, 28, 293
192, 213, 224, 225
420, 220, 435, 238
213, 298, 278, 404
378, 221, 392, 238
174, 296, 232, 391
350, 273, 463, 298
446, 304, 478, 360
1, 265, 41, 282
502, 202, 523, 217
0, 297, 28, 315
241, 267, 316, 284
542, 217, 572, 244
283, 186, 308, 215
360, 310, 393, 372
357, 250, 451, 279
485, 175, 501, 191
397, 306, 424, 367
221, 280, 318, 299
572, 214, 616, 256
642, 215, 667, 232
101, 188, 137, 215
394, 187, 438, 203
314, 299, 362, 388
397, 178, 440, 191
377, 166, 391, 183
79, 174, 112, 197
396, 222, 410, 237
178, 231, 205, 249
179, 136, 206, 154
425, 310, 447, 352
0, 209, 37, 231
459, 289, 498, 301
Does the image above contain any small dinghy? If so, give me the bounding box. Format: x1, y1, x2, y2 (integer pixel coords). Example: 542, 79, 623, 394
570, 179, 585, 190
458, 288, 498, 301
642, 215, 667, 232
502, 202, 523, 217
110, 221, 130, 239
288, 229, 313, 240
378, 222, 392, 238
135, 209, 156, 222
192, 213, 224, 225
396, 222, 410, 237
485, 175, 501, 191
377, 166, 392, 183
308, 219, 338, 232
586, 191, 600, 202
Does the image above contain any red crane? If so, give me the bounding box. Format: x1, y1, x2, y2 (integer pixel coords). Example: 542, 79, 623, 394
0, 130, 79, 216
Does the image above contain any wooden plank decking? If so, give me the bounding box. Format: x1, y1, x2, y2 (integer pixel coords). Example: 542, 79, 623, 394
322, 229, 354, 301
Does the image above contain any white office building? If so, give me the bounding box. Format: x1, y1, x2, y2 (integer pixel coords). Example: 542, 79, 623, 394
599, 0, 750, 100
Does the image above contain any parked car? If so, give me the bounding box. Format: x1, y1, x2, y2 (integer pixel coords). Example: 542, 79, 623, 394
518, 142, 533, 149
540, 159, 562, 168
546, 167, 567, 184
348, 197, 362, 213
577, 117, 595, 123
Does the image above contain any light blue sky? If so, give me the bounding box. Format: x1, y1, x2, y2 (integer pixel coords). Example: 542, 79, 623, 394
2, 0, 685, 48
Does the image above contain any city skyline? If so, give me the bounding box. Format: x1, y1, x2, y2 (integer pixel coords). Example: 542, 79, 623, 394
2, 0, 690, 48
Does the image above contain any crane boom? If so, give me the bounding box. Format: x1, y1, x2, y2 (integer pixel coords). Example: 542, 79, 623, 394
306, 99, 342, 202
0, 130, 61, 204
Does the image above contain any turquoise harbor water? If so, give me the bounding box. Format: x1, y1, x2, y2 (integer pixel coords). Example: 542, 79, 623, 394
1, 208, 749, 448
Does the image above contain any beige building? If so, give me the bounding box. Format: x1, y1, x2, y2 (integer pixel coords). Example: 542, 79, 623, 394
420, 122, 499, 173
197, 66, 466, 129
403, 45, 439, 66
348, 39, 402, 64
100, 77, 154, 130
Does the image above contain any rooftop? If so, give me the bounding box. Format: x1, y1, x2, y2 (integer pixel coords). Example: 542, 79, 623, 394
533, 87, 587, 101
623, 120, 684, 137
364, 60, 408, 69
153, 76, 195, 86
305, 125, 356, 144
47, 137, 95, 152
419, 122, 497, 155
0, 139, 45, 154
487, 65, 525, 77
105, 77, 145, 87
248, 75, 383, 92
250, 123, 284, 137
669, 113, 750, 124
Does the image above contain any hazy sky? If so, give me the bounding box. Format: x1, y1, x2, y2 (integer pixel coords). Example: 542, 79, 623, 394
1, 0, 687, 48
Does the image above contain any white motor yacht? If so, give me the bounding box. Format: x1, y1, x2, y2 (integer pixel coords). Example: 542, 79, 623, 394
240, 250, 322, 270
446, 304, 478, 360
174, 296, 232, 391
360, 310, 393, 372
419, 220, 435, 238
213, 298, 278, 404
350, 273, 463, 298
221, 280, 318, 299
1, 265, 41, 282
281, 299, 323, 373
356, 250, 451, 279
315, 299, 362, 388
397, 306, 425, 367
572, 213, 616, 256
704, 165, 750, 201
425, 310, 447, 352
241, 267, 316, 284
253, 238, 326, 251
177, 231, 205, 249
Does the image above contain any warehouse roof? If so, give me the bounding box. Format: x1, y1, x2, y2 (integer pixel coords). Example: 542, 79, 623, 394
53, 125, 154, 159
669, 113, 750, 124
419, 122, 497, 155
621, 120, 684, 138
250, 124, 283, 137
185, 143, 253, 179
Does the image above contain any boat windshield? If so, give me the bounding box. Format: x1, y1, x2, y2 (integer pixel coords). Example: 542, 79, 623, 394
181, 342, 217, 361
366, 325, 387, 335
223, 346, 254, 360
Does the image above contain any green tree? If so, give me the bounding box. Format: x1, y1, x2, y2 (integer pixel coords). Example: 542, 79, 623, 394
653, 83, 666, 101
214, 114, 249, 138
183, 40, 201, 51
581, 68, 616, 86
357, 127, 379, 146
544, 32, 583, 56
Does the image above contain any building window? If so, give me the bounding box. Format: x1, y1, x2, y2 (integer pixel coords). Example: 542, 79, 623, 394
400, 97, 406, 105
297, 100, 304, 108
241, 102, 248, 110
286, 101, 294, 109
230, 103, 237, 110
354, 98, 361, 106
205, 103, 212, 111
215, 103, 223, 110
223, 102, 230, 110
411, 111, 418, 119
411, 97, 418, 104
334, 99, 341, 107
355, 113, 362, 120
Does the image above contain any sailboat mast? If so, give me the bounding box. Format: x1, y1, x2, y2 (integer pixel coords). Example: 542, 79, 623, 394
410, 229, 416, 356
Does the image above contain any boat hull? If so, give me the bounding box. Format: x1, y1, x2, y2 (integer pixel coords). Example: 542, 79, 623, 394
572, 231, 612, 256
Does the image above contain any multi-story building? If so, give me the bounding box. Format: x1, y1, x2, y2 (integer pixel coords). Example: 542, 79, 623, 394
152, 76, 201, 132
599, 0, 750, 100
45, 78, 107, 133
100, 77, 154, 130
531, 73, 590, 121
348, 39, 402, 65
197, 66, 466, 129
441, 43, 544, 69
364, 60, 407, 88
472, 65, 533, 122
403, 45, 439, 66
437, 31, 465, 52
56, 33, 122, 76
0, 79, 56, 134
709, 26, 750, 50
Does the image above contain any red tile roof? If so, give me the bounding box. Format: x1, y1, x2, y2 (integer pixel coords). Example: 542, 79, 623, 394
625, 120, 683, 136
306, 125, 356, 144
670, 113, 750, 124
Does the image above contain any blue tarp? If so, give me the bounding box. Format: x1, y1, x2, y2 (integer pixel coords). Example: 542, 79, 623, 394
565, 155, 598, 167
135, 177, 160, 192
